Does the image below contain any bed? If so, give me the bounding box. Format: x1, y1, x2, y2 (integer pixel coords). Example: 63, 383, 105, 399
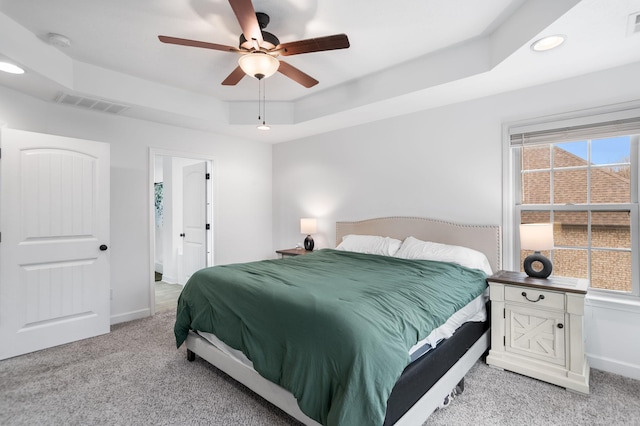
176, 217, 501, 425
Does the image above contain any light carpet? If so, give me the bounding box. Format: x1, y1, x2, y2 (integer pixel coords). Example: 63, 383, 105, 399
1, 311, 639, 425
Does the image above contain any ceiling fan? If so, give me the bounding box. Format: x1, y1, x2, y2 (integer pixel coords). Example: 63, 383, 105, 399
158, 0, 350, 88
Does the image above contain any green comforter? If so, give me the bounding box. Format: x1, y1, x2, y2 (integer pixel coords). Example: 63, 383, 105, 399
174, 249, 487, 426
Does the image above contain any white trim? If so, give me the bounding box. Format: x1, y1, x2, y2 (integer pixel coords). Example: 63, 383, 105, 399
501, 123, 516, 271
160, 274, 179, 285
585, 293, 640, 314
508, 101, 640, 136
110, 308, 150, 325
510, 117, 640, 145
587, 354, 640, 381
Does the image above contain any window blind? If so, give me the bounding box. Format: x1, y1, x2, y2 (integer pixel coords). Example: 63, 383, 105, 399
510, 116, 640, 146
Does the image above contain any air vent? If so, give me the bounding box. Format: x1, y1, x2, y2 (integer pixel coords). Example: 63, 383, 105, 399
628, 12, 640, 36
53, 92, 129, 114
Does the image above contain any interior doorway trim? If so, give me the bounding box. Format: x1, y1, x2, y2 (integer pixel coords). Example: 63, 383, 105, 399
148, 148, 216, 315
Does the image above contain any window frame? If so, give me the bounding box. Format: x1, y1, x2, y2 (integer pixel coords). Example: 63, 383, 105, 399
503, 105, 640, 300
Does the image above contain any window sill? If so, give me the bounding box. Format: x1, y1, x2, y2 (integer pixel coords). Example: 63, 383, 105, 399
586, 292, 640, 314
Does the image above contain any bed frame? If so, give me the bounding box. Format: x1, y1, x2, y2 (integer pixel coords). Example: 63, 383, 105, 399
185, 216, 501, 425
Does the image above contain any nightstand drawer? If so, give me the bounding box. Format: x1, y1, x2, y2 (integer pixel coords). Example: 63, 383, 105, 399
504, 285, 564, 310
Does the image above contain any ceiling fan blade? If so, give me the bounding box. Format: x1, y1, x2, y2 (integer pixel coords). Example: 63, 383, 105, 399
221, 66, 246, 86
229, 0, 263, 48
158, 35, 239, 53
277, 61, 318, 88
277, 34, 350, 56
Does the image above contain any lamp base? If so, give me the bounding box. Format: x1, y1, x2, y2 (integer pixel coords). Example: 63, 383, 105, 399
523, 252, 552, 279
304, 235, 314, 251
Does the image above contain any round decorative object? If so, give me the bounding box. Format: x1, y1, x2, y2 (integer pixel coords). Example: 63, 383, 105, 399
304, 235, 314, 251
523, 252, 552, 279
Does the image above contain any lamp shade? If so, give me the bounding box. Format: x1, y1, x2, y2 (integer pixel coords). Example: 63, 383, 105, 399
520, 223, 554, 251
238, 52, 280, 80
300, 218, 317, 235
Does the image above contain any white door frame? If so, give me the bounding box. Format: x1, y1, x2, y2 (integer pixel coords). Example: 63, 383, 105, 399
148, 148, 215, 315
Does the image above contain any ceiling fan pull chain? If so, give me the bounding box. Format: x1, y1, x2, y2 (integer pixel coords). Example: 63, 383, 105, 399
262, 78, 266, 124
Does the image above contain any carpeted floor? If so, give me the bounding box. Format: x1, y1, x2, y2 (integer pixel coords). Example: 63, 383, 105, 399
1, 311, 639, 425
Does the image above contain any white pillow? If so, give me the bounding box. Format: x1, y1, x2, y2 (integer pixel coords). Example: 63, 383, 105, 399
394, 236, 493, 275
335, 234, 402, 257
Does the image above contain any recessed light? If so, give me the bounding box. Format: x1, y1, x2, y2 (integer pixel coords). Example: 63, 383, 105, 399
531, 35, 566, 52
0, 61, 25, 74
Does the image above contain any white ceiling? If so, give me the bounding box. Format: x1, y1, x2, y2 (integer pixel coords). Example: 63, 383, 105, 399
1, 0, 640, 143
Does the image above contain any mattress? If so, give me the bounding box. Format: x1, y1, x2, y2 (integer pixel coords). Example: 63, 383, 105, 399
408, 289, 488, 361
197, 289, 489, 368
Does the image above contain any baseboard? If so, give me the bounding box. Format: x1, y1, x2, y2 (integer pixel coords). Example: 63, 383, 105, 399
587, 354, 640, 380
110, 308, 151, 325
161, 274, 178, 284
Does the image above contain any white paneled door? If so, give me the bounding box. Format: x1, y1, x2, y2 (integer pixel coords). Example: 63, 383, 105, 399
0, 128, 110, 360
182, 161, 207, 282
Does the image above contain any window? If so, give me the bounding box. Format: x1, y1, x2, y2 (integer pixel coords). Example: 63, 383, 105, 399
509, 112, 640, 297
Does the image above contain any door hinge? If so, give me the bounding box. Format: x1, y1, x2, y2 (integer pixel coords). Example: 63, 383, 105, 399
206, 223, 210, 230
503, 308, 506, 319
205, 173, 210, 180
503, 336, 506, 346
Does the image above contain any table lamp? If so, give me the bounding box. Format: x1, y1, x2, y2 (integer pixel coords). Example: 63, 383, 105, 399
520, 223, 554, 279
300, 218, 317, 251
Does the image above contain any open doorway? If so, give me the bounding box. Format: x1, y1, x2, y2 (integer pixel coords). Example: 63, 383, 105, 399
150, 150, 214, 314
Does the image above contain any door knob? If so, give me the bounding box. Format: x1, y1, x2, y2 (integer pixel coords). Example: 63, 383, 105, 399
179, 233, 185, 237
99, 244, 108, 251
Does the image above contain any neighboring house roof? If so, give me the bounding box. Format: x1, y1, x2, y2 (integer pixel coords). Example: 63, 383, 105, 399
522, 145, 630, 227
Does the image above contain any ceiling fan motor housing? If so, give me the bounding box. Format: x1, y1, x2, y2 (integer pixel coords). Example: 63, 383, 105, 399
239, 32, 280, 50
255, 12, 270, 29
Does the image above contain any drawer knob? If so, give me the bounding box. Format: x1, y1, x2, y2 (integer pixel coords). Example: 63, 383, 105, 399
521, 291, 545, 303
557, 323, 564, 329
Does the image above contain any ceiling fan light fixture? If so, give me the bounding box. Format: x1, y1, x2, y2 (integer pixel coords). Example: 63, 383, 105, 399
257, 122, 271, 130
238, 52, 280, 80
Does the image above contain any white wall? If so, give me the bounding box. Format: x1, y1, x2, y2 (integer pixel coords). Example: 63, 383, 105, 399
273, 100, 502, 249
273, 61, 640, 380
0, 85, 273, 324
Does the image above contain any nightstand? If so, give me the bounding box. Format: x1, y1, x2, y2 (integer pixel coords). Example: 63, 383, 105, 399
275, 248, 313, 258
486, 270, 590, 393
